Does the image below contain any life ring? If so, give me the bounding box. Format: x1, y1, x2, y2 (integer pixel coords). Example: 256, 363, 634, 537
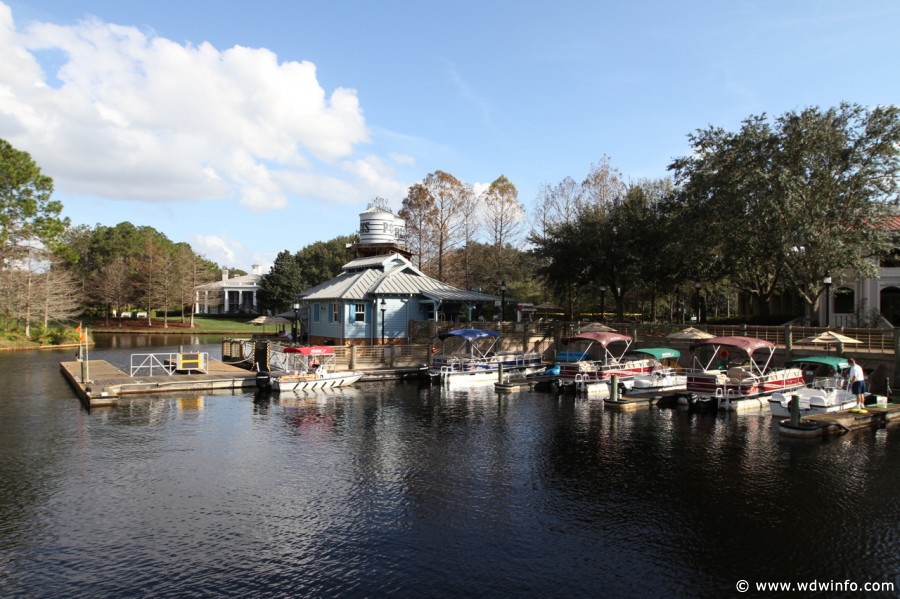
431, 345, 438, 354
718, 349, 730, 360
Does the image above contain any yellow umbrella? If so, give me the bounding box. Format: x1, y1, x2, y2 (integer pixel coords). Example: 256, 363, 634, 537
667, 327, 715, 340
797, 331, 862, 345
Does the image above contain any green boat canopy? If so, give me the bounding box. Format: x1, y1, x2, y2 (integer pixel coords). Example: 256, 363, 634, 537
625, 347, 681, 361
784, 356, 850, 371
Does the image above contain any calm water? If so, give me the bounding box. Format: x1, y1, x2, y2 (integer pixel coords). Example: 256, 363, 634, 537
1, 335, 898, 597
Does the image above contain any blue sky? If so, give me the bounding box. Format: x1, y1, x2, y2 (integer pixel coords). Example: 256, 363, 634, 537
2, 1, 898, 271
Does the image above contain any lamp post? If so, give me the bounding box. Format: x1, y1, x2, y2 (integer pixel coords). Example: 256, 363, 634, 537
380, 298, 387, 345
694, 281, 702, 323
499, 281, 507, 323
599, 285, 607, 322
293, 302, 300, 342
823, 273, 832, 327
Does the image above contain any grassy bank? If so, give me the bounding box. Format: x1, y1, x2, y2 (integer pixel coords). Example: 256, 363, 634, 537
0, 316, 283, 349
88, 315, 282, 334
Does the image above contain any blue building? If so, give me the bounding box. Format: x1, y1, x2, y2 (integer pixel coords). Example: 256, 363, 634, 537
301, 252, 499, 345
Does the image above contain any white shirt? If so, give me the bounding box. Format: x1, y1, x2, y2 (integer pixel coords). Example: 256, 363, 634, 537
849, 363, 864, 383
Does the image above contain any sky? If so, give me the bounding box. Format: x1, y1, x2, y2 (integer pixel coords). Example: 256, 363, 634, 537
1, 1, 898, 272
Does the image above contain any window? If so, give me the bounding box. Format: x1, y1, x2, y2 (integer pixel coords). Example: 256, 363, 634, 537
332, 303, 339, 322
834, 288, 854, 314
355, 303, 366, 322
313, 304, 320, 322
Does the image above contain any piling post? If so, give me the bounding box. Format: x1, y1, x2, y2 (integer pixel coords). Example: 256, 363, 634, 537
498, 363, 505, 384
610, 374, 619, 402
349, 345, 357, 370
390, 345, 396, 368
790, 394, 800, 427
784, 324, 793, 361
631, 322, 638, 343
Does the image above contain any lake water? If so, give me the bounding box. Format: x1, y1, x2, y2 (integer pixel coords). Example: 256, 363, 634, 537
1, 335, 898, 597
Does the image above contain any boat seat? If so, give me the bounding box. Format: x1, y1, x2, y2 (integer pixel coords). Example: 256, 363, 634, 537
727, 367, 752, 380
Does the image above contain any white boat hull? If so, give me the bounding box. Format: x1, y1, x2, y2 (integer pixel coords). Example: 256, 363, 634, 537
273, 371, 363, 392
630, 371, 687, 395
769, 390, 857, 418
431, 364, 545, 385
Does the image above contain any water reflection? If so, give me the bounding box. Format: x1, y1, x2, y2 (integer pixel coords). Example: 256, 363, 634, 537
0, 345, 898, 596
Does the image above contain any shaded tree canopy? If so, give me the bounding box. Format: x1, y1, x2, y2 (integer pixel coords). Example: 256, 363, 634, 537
669, 103, 900, 316
0, 138, 68, 260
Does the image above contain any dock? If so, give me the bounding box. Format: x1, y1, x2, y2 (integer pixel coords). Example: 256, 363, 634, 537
778, 403, 900, 438
494, 375, 558, 392
60, 359, 257, 409
604, 393, 669, 410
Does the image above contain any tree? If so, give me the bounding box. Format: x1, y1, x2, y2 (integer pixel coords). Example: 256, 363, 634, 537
0, 139, 68, 263
258, 250, 304, 313
39, 252, 82, 328
91, 256, 133, 327
481, 175, 526, 281
670, 103, 900, 321
422, 170, 466, 279
295, 235, 353, 288
399, 183, 438, 272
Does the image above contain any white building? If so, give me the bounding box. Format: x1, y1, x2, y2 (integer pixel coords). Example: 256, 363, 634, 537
194, 265, 263, 314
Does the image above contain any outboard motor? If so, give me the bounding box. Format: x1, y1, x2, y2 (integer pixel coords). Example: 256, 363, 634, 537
255, 370, 272, 389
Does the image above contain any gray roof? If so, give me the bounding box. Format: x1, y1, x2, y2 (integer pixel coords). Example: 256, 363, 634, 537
300, 253, 499, 303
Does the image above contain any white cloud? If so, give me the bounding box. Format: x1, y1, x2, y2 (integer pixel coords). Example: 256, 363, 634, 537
192, 233, 239, 266
389, 152, 415, 165
0, 3, 403, 211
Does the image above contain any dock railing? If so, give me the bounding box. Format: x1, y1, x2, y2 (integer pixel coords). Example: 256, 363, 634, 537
130, 352, 210, 377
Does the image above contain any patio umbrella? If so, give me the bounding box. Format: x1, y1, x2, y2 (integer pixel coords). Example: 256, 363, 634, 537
248, 315, 292, 334
797, 331, 862, 345
667, 327, 715, 341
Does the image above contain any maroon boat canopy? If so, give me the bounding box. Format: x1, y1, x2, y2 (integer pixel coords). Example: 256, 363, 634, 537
689, 336, 775, 355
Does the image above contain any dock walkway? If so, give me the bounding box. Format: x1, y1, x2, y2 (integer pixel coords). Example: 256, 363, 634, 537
778, 403, 900, 438
61, 359, 257, 409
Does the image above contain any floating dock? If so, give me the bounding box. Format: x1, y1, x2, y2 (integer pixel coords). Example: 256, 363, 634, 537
494, 375, 558, 392
604, 393, 669, 410
60, 359, 257, 409
778, 403, 900, 438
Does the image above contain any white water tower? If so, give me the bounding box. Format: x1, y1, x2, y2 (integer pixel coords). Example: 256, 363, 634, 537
356, 207, 408, 258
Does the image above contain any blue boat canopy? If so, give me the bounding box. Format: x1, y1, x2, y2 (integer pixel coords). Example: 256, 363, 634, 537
438, 328, 501, 342
625, 347, 680, 361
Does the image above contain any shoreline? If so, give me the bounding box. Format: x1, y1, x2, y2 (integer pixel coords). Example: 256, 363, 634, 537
0, 329, 255, 352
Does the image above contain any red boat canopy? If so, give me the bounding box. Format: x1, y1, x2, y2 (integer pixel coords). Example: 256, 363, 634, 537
562, 332, 632, 347
689, 336, 775, 355
283, 346, 335, 356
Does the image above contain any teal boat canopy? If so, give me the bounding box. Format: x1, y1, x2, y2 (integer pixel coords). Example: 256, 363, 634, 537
626, 347, 681, 361
784, 356, 849, 371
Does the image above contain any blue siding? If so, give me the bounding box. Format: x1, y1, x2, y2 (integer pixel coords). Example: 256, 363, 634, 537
306, 298, 415, 341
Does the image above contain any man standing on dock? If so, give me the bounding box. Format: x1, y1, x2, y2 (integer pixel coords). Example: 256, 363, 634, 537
848, 358, 866, 410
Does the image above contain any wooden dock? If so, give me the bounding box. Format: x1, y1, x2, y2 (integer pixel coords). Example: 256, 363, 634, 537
778, 403, 900, 438
60, 359, 257, 409
604, 393, 668, 410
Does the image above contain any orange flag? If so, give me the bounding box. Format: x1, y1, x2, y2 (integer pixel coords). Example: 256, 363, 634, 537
77, 323, 86, 343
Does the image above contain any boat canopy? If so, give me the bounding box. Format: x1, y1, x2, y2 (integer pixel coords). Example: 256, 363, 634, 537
785, 356, 850, 371
283, 346, 335, 356
438, 328, 501, 342
690, 335, 777, 375
559, 331, 633, 364
562, 331, 632, 347
626, 347, 680, 361
690, 336, 775, 355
